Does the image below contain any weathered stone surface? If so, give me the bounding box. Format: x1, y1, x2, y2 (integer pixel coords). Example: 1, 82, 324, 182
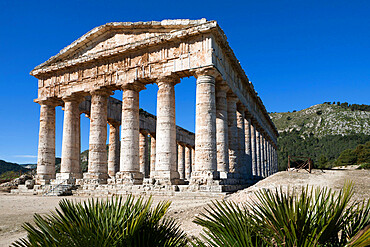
139, 131, 149, 178
227, 94, 238, 174
244, 117, 252, 179
83, 90, 110, 184
108, 123, 120, 177
32, 19, 279, 191
59, 96, 83, 180
117, 86, 143, 184
192, 69, 219, 182
216, 83, 229, 178
35, 101, 57, 184
154, 75, 180, 184
185, 146, 192, 180
177, 143, 185, 180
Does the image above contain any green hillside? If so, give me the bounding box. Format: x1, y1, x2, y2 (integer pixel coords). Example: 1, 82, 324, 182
270, 103, 370, 137
270, 103, 370, 170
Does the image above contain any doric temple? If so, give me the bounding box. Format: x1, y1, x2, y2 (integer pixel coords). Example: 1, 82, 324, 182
30, 19, 278, 193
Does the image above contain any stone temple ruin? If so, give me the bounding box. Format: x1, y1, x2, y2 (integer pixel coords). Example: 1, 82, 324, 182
21, 19, 279, 195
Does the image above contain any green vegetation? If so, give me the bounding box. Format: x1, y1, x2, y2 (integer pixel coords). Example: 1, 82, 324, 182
323, 102, 370, 112
0, 160, 29, 175
336, 142, 370, 167
270, 103, 370, 138
193, 183, 370, 247
13, 195, 188, 247
277, 131, 370, 170
0, 171, 24, 183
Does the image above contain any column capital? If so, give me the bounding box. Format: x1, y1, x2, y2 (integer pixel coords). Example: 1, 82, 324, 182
192, 67, 220, 79
90, 88, 113, 97
237, 102, 246, 112
62, 94, 85, 104
35, 98, 62, 106
156, 74, 180, 87
227, 92, 239, 103
121, 82, 146, 92
215, 81, 229, 93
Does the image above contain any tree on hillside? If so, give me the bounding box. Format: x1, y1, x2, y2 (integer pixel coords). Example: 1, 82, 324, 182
336, 149, 357, 166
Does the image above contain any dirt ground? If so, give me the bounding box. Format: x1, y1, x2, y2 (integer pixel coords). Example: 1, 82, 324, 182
0, 168, 369, 246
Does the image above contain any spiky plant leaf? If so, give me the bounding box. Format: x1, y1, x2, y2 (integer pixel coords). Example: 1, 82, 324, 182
12, 195, 188, 247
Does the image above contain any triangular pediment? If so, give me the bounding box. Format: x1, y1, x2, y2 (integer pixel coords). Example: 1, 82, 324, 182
31, 19, 211, 74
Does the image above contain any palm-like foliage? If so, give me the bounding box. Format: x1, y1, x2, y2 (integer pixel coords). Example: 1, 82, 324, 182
194, 182, 370, 247
12, 195, 188, 247
192, 200, 265, 247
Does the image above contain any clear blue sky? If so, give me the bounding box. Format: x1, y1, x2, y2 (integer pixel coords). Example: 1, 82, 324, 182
0, 0, 369, 164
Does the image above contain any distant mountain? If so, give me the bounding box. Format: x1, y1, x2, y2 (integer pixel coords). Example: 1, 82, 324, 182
0, 160, 30, 175
270, 103, 370, 138
270, 103, 370, 170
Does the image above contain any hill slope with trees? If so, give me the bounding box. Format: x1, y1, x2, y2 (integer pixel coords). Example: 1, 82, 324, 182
270, 103, 370, 170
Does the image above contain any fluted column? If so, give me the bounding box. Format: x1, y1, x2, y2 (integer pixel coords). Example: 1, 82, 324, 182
108, 122, 120, 177
192, 68, 219, 182
251, 122, 258, 178
154, 75, 180, 184
149, 133, 156, 178
35, 100, 58, 184
139, 131, 149, 178
244, 116, 253, 180
256, 128, 262, 178
215, 83, 229, 178
118, 85, 144, 184
227, 94, 238, 174
185, 146, 192, 180
192, 147, 195, 173
274, 147, 278, 173
236, 104, 247, 181
262, 135, 266, 177
60, 95, 83, 180
84, 90, 110, 184
178, 143, 185, 179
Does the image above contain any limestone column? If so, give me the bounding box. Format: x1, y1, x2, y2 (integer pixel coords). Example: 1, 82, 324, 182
227, 94, 239, 174
118, 85, 144, 184
149, 133, 156, 178
154, 75, 180, 183
268, 141, 272, 176
191, 147, 195, 174
215, 83, 229, 178
260, 134, 265, 177
256, 128, 262, 178
236, 103, 247, 180
266, 139, 271, 177
274, 146, 278, 173
139, 131, 149, 178
244, 116, 253, 180
108, 122, 120, 177
178, 143, 185, 179
84, 90, 110, 184
192, 68, 219, 181
185, 145, 192, 180
60, 95, 82, 180
251, 122, 257, 178
35, 100, 57, 184
262, 135, 267, 177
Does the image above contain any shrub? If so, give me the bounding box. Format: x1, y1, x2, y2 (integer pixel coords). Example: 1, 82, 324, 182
193, 183, 370, 247
357, 163, 370, 170
12, 195, 188, 247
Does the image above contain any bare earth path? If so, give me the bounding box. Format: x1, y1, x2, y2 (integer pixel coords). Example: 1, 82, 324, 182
1, 169, 369, 246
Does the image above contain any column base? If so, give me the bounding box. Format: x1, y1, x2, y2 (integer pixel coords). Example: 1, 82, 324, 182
52, 172, 81, 185
35, 174, 53, 185
115, 171, 144, 185
190, 170, 221, 185
152, 170, 181, 185
83, 172, 108, 184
